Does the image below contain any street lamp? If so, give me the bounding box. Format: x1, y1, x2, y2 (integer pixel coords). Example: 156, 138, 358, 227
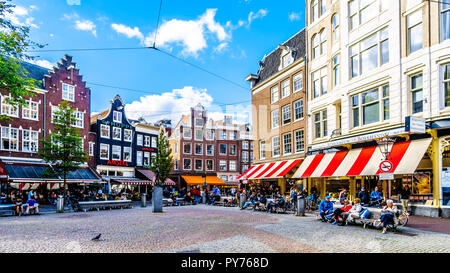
376, 136, 395, 160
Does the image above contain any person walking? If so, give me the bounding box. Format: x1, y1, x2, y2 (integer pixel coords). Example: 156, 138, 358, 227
400, 185, 411, 213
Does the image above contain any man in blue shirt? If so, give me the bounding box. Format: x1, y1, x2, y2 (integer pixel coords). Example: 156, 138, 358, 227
26, 197, 39, 214
319, 196, 333, 222
370, 186, 383, 202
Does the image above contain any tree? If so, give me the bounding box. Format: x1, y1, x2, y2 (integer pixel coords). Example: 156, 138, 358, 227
149, 129, 174, 187
0, 0, 44, 121
39, 101, 89, 189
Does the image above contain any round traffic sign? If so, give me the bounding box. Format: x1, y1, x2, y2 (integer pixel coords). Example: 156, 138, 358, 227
379, 160, 393, 173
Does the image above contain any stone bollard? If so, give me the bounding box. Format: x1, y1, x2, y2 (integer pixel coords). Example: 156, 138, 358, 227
141, 193, 147, 207
239, 193, 246, 208
296, 196, 306, 216
202, 191, 206, 204
56, 195, 64, 213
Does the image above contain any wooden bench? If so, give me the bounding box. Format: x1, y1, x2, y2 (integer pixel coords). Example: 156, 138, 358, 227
78, 200, 133, 212
0, 204, 38, 216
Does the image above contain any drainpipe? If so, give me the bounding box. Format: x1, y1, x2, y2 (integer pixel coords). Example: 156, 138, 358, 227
398, 0, 403, 124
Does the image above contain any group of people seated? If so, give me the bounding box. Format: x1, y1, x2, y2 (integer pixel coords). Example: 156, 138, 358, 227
240, 192, 289, 213
319, 190, 398, 234
1, 190, 40, 216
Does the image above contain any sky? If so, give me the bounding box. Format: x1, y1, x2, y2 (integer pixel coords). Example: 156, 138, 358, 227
8, 0, 306, 125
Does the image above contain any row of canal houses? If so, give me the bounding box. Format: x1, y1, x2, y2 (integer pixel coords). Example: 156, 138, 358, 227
0, 55, 173, 194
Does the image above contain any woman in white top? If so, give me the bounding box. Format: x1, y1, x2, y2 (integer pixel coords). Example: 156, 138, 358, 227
346, 198, 362, 222
378, 199, 398, 234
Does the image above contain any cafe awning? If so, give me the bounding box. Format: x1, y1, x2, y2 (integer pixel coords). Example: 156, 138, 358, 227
240, 159, 302, 180
182, 175, 225, 185
236, 165, 256, 180
293, 138, 432, 178
112, 178, 152, 185
135, 168, 177, 185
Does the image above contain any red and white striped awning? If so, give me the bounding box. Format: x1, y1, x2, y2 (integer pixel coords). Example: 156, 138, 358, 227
236, 165, 257, 180
113, 179, 152, 185
293, 138, 431, 178
238, 159, 302, 180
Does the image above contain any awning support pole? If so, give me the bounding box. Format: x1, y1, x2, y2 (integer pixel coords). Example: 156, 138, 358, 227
428, 129, 441, 208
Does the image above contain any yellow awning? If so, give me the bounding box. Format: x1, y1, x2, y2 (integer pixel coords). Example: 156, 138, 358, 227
182, 175, 226, 185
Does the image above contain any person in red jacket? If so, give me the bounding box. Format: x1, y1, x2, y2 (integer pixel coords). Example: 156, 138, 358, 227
330, 199, 352, 226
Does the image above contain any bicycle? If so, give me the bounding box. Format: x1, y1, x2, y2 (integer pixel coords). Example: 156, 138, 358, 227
397, 208, 409, 227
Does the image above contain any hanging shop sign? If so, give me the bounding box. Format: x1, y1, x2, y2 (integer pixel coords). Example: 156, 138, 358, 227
405, 116, 426, 134
379, 172, 394, 180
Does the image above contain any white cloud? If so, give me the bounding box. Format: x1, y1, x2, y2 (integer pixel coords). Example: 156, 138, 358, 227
214, 42, 228, 53
28, 59, 54, 69
67, 0, 81, 5
111, 23, 144, 40
4, 5, 39, 28
124, 86, 251, 125
247, 9, 268, 26
288, 12, 302, 22
75, 19, 97, 37
142, 8, 230, 56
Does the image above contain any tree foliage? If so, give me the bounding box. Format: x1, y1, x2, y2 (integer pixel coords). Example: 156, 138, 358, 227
39, 101, 89, 184
149, 129, 174, 188
0, 0, 45, 121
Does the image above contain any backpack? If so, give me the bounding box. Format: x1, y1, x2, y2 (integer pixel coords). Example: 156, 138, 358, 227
360, 208, 371, 219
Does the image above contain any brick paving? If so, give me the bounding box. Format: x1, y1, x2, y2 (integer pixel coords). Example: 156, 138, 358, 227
0, 205, 448, 253
407, 215, 450, 234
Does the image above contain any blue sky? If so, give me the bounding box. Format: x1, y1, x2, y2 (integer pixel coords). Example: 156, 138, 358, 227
9, 0, 305, 124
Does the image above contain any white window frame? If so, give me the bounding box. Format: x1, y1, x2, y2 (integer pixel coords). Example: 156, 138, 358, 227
242, 141, 249, 149
151, 137, 157, 148
219, 160, 227, 171
99, 144, 109, 160
194, 159, 203, 171
293, 99, 304, 121
293, 73, 303, 93
112, 127, 122, 141
351, 84, 390, 128
206, 130, 214, 140
407, 9, 423, 55
229, 160, 237, 171
206, 159, 214, 171
260, 140, 266, 160
123, 146, 132, 162
62, 83, 75, 102
137, 134, 143, 146
271, 109, 279, 129
183, 127, 192, 139
410, 73, 423, 114
219, 144, 227, 155
271, 85, 279, 104
195, 129, 203, 141
183, 158, 192, 170
22, 129, 38, 153
144, 136, 151, 147
314, 110, 328, 139
1, 95, 18, 117
195, 118, 204, 127
124, 129, 132, 142
282, 104, 291, 125
281, 79, 290, 99
242, 151, 249, 162
294, 129, 305, 153
195, 143, 203, 155
183, 143, 192, 155
89, 142, 95, 156
206, 144, 214, 156
137, 151, 143, 166
113, 111, 122, 123
143, 152, 150, 166
272, 136, 280, 157
1, 127, 18, 151
112, 145, 121, 161
443, 64, 450, 108
22, 100, 38, 121
229, 144, 237, 156
283, 133, 292, 155
100, 124, 110, 139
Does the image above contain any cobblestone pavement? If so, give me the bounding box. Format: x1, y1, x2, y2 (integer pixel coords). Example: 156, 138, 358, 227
0, 205, 448, 253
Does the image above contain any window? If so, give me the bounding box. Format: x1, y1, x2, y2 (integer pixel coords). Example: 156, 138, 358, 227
230, 144, 236, 156
271, 109, 279, 129
22, 100, 38, 120
229, 161, 236, 171
206, 130, 214, 140
229, 132, 237, 140
100, 144, 109, 160
281, 79, 290, 98
137, 134, 143, 145
407, 10, 422, 54
293, 73, 303, 93
242, 151, 249, 162
332, 13, 339, 42
311, 0, 319, 22
313, 67, 327, 98
314, 110, 327, 139
143, 152, 150, 166
195, 159, 203, 171
137, 151, 143, 166
1, 96, 18, 117
1, 127, 18, 151
124, 129, 132, 142
89, 142, 94, 156
282, 105, 291, 125
151, 137, 157, 148
183, 159, 192, 170
242, 141, 249, 149
271, 86, 279, 103
206, 144, 214, 156
312, 34, 320, 59
320, 0, 326, 15
72, 111, 84, 128
260, 141, 266, 160
183, 128, 192, 139
22, 130, 38, 152
442, 2, 450, 41
294, 129, 304, 153
113, 111, 122, 123
250, 151, 254, 162
411, 73, 423, 114
352, 84, 390, 127
294, 99, 304, 121
220, 144, 227, 155
350, 28, 389, 78
123, 147, 131, 162
282, 53, 293, 69
144, 136, 150, 147
250, 142, 253, 150
112, 127, 121, 140
443, 64, 450, 107
206, 159, 214, 171
333, 55, 339, 87
360, 0, 377, 25
183, 143, 191, 154
283, 133, 292, 155
62, 83, 75, 102
349, 0, 381, 30
272, 136, 280, 157
220, 131, 227, 140
195, 143, 203, 155
174, 159, 178, 170
195, 118, 204, 127
195, 129, 203, 141
174, 143, 178, 154
219, 160, 227, 171
112, 145, 121, 160
320, 29, 327, 56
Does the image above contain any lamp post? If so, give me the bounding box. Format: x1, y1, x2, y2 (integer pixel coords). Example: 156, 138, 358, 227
376, 135, 396, 160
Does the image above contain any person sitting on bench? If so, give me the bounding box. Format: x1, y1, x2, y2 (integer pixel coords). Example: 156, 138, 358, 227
346, 198, 362, 222
319, 196, 333, 222
13, 193, 24, 216
267, 194, 285, 213
370, 186, 383, 205
241, 192, 258, 210
26, 197, 39, 214
378, 199, 398, 234
329, 199, 352, 226
254, 194, 267, 210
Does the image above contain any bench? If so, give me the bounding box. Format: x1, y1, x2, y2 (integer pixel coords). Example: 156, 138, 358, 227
0, 204, 38, 216
78, 200, 133, 212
